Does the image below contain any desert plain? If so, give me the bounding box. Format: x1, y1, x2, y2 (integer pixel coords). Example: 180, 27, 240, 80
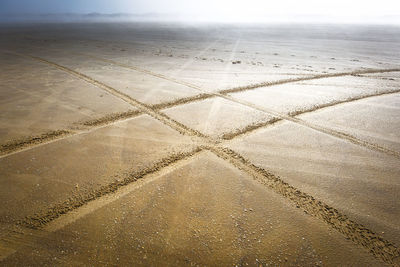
0, 22, 400, 266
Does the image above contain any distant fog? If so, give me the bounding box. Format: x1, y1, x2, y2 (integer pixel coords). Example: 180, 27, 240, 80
0, 13, 399, 25
0, 0, 399, 25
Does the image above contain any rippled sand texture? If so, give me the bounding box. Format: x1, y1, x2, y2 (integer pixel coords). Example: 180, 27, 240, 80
0, 23, 399, 266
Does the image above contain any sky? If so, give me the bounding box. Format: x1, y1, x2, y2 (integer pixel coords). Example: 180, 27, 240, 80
1, 0, 399, 23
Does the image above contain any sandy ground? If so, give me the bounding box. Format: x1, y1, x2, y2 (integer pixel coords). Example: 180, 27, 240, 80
300, 91, 400, 152
0, 22, 400, 266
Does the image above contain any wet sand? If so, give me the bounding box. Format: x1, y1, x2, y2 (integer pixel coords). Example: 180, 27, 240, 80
0, 22, 399, 266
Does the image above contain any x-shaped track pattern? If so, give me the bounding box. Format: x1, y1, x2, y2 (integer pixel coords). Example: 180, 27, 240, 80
1, 46, 400, 265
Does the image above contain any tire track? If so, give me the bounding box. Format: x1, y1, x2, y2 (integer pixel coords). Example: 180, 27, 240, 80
288, 89, 400, 116
220, 118, 281, 140
0, 130, 71, 156
219, 89, 400, 146
11, 140, 400, 265
219, 68, 400, 95
4, 51, 400, 265
0, 110, 143, 157
70, 50, 400, 99
80, 109, 141, 127
19, 147, 204, 229
0, 148, 204, 261
208, 146, 400, 266
221, 94, 400, 159
76, 53, 203, 91
151, 93, 214, 110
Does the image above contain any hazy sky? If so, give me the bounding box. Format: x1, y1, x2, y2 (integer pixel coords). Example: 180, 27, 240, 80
1, 0, 399, 22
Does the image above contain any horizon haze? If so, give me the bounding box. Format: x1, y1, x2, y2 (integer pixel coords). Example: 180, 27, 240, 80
1, 0, 400, 24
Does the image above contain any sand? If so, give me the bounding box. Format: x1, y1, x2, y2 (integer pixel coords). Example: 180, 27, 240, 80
163, 97, 274, 138
228, 121, 400, 245
0, 22, 399, 266
0, 152, 383, 266
300, 91, 400, 152
0, 52, 134, 144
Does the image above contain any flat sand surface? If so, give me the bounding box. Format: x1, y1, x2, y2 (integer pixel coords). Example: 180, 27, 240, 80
164, 97, 274, 138
300, 91, 400, 152
0, 23, 399, 266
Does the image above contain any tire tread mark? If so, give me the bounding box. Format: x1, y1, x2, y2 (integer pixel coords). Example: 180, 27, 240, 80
209, 146, 400, 266
19, 147, 203, 229
219, 68, 400, 94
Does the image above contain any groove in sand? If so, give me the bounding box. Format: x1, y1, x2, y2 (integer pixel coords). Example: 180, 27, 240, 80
219, 68, 400, 94
220, 118, 281, 140
0, 110, 143, 157
0, 130, 71, 156
19, 146, 203, 229
288, 89, 400, 116
209, 146, 400, 266
81, 109, 141, 127
151, 93, 214, 110
76, 53, 203, 91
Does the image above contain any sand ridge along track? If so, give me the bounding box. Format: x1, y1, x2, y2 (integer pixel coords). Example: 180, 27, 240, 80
1, 51, 400, 265
2, 49, 400, 160
0, 109, 143, 158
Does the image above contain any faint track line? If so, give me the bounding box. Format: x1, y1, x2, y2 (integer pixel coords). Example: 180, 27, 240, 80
71, 50, 400, 98
76, 53, 203, 91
